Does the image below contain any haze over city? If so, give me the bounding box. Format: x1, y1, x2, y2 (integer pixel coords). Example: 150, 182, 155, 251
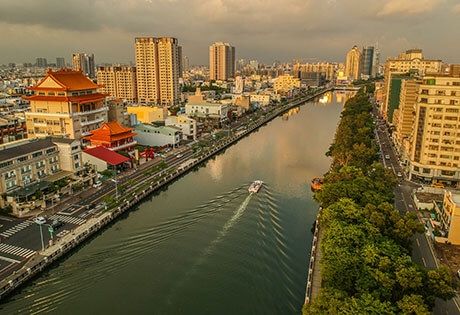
1, 0, 460, 64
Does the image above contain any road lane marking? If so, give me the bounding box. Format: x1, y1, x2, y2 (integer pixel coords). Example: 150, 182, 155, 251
422, 257, 427, 267
0, 255, 20, 263
0, 243, 35, 259
0, 221, 32, 238
416, 239, 420, 247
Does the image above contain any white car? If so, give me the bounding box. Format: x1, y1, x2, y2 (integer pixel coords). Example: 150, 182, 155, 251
385, 155, 390, 160
93, 181, 102, 188
176, 154, 183, 158
33, 216, 46, 225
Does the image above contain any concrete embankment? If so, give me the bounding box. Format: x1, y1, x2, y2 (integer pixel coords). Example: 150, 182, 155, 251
0, 89, 331, 300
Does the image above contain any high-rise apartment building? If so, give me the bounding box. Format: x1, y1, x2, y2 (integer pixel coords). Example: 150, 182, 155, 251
393, 78, 420, 151
36, 58, 48, 68
135, 37, 180, 106
56, 57, 66, 68
25, 69, 108, 140
345, 46, 361, 81
381, 49, 442, 120
72, 52, 96, 79
209, 42, 235, 81
97, 66, 137, 103
407, 75, 460, 186
183, 56, 190, 72
177, 46, 183, 78
361, 46, 374, 77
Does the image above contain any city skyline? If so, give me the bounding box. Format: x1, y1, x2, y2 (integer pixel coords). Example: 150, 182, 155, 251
1, 0, 460, 65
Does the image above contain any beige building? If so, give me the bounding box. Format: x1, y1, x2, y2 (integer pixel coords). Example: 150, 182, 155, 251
209, 42, 235, 81
25, 69, 108, 140
0, 137, 85, 216
407, 75, 460, 186
393, 78, 420, 151
381, 49, 442, 120
292, 62, 338, 81
345, 46, 361, 81
127, 106, 168, 123
135, 37, 180, 106
165, 115, 197, 140
273, 75, 301, 94
439, 191, 460, 245
97, 66, 137, 103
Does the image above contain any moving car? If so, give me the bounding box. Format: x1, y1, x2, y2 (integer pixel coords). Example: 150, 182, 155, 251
33, 216, 46, 225
397, 172, 403, 178
385, 155, 390, 160
176, 154, 183, 158
93, 181, 102, 188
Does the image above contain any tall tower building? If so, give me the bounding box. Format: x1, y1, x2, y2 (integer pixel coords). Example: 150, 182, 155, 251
361, 46, 374, 77
135, 37, 180, 106
35, 58, 48, 68
183, 56, 190, 72
209, 42, 236, 81
345, 46, 361, 81
97, 66, 137, 103
177, 46, 183, 78
56, 57, 66, 69
72, 53, 96, 79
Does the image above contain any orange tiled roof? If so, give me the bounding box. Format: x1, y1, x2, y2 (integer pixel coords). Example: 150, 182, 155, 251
30, 68, 100, 91
84, 121, 136, 142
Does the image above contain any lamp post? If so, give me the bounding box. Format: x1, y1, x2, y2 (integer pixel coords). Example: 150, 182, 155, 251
36, 222, 45, 251
110, 178, 118, 200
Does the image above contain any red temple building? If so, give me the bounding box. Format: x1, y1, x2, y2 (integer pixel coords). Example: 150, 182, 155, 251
85, 121, 137, 152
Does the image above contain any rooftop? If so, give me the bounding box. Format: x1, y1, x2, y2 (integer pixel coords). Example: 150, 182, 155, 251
83, 146, 130, 166
30, 69, 100, 92
0, 138, 55, 162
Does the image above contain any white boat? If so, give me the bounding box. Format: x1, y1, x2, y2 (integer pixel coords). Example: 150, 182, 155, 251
248, 180, 263, 193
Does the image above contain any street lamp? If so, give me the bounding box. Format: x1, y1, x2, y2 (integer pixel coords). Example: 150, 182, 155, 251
36, 222, 45, 251
110, 178, 119, 200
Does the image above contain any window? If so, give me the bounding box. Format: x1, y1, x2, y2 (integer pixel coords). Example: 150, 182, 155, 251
32, 151, 43, 158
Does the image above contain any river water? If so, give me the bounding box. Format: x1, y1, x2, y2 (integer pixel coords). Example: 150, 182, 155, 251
0, 91, 350, 314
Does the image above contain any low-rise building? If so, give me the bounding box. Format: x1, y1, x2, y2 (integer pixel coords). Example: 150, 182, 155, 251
165, 115, 197, 140
134, 123, 182, 147
0, 138, 92, 216
249, 94, 271, 106
126, 105, 168, 123
0, 115, 26, 144
82, 146, 131, 172
185, 103, 228, 121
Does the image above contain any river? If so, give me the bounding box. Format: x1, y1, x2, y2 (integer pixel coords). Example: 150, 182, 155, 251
0, 91, 351, 314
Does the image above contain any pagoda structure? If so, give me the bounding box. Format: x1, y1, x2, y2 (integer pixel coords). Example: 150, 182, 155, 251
25, 69, 108, 140
84, 121, 137, 152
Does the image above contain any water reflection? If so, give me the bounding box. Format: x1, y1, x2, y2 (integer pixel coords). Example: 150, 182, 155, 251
0, 92, 349, 315
282, 106, 300, 120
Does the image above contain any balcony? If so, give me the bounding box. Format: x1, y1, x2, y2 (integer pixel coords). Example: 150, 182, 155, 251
110, 141, 137, 151
73, 106, 108, 117
80, 117, 105, 126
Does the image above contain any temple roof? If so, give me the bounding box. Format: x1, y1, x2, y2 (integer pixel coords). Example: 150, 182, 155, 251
85, 121, 136, 142
83, 146, 130, 166
30, 68, 100, 92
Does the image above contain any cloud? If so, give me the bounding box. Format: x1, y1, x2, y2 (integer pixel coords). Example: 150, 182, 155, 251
454, 3, 460, 13
378, 0, 442, 16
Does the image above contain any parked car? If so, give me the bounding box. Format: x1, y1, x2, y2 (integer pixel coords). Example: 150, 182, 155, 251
385, 155, 390, 160
397, 172, 403, 178
93, 181, 102, 188
33, 216, 46, 225
176, 154, 183, 158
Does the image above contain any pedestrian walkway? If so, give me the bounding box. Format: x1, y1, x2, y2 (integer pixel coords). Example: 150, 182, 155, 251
0, 243, 35, 259
0, 221, 32, 239
311, 228, 323, 301
49, 214, 86, 226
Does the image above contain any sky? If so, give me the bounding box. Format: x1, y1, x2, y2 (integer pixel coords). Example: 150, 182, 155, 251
0, 0, 459, 65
